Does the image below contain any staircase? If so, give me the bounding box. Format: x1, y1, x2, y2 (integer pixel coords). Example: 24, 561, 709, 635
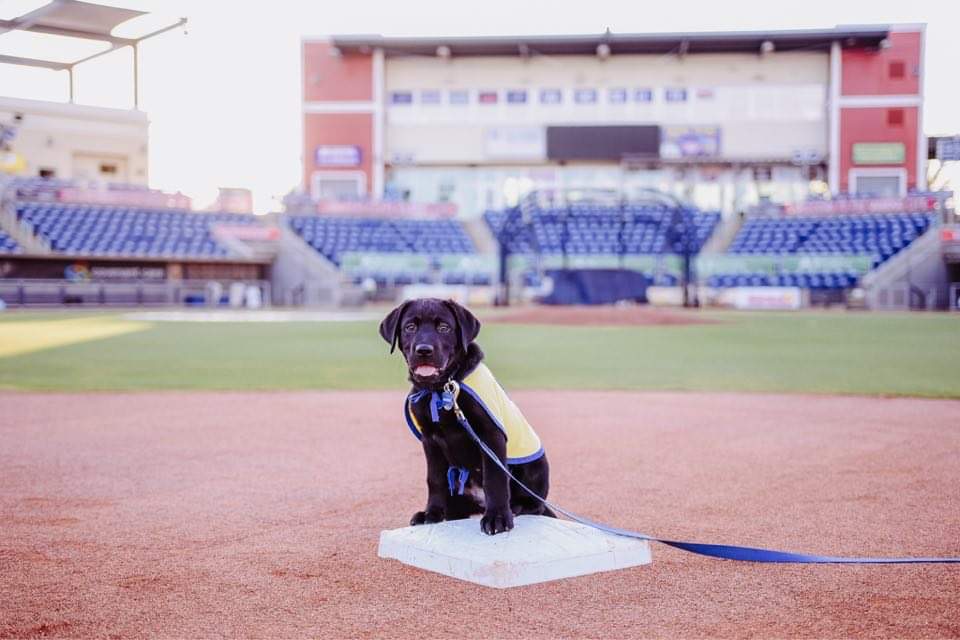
700, 214, 742, 254
463, 217, 498, 253
270, 217, 345, 306
0, 200, 49, 253
861, 224, 952, 310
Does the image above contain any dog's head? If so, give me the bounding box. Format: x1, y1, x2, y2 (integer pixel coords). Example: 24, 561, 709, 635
379, 298, 480, 385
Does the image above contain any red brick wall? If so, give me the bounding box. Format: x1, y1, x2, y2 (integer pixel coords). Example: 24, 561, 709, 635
302, 42, 373, 102
839, 106, 919, 191
841, 31, 921, 96
303, 113, 373, 196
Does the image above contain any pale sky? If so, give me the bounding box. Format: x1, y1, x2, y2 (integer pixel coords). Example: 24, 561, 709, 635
1, 0, 958, 211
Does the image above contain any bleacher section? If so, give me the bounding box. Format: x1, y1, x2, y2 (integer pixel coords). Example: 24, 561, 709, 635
484, 205, 720, 255
709, 212, 938, 289
0, 229, 21, 253
16, 202, 256, 257
287, 215, 475, 265
705, 271, 861, 289
728, 213, 934, 263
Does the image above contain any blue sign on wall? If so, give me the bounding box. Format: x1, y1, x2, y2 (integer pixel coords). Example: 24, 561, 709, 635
664, 88, 688, 102
540, 88, 563, 105
936, 137, 960, 162
315, 145, 362, 167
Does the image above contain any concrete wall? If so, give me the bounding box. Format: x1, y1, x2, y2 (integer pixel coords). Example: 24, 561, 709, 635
0, 96, 149, 183
384, 51, 829, 164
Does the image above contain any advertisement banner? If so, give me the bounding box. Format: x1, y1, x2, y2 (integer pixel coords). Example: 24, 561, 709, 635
315, 200, 457, 218
59, 188, 192, 210
339, 252, 495, 276
697, 254, 874, 276
660, 126, 721, 159
720, 287, 804, 310
852, 142, 905, 165
211, 224, 280, 242
784, 196, 940, 215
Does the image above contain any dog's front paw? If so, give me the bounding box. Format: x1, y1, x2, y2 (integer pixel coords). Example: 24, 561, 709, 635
480, 507, 514, 535
410, 508, 444, 526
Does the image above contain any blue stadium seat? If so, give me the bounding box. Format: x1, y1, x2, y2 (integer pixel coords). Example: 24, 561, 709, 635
0, 229, 21, 253
483, 206, 721, 256
712, 211, 937, 289
287, 215, 476, 266
15, 202, 254, 258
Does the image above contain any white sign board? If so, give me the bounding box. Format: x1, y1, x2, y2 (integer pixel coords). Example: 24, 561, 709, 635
721, 287, 804, 310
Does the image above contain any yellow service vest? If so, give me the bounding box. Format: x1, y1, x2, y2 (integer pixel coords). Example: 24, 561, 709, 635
404, 363, 544, 464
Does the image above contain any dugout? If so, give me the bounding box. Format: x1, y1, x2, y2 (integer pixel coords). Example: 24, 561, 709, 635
0, 255, 270, 307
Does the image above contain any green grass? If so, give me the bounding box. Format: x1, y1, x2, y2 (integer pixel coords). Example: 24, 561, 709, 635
0, 310, 958, 397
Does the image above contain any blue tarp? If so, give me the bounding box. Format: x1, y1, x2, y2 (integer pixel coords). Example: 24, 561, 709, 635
540, 269, 649, 305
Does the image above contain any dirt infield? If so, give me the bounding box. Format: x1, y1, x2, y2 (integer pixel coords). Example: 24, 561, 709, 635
489, 304, 718, 326
2, 390, 959, 639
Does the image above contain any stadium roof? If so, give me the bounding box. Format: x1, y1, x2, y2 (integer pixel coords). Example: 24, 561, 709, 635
0, 0, 185, 106
330, 26, 890, 57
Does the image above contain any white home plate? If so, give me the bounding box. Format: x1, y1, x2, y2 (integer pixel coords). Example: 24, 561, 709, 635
378, 515, 652, 588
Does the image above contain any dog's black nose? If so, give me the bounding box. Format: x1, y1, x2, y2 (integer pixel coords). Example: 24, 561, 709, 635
415, 344, 434, 357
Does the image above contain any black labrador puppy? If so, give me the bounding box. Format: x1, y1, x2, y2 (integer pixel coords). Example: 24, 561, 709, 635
379, 298, 554, 535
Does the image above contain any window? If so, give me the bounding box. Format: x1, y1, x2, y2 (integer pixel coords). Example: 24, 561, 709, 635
887, 108, 904, 127
540, 88, 562, 104
506, 89, 527, 104
850, 169, 906, 198
420, 90, 441, 105
633, 88, 653, 103
664, 88, 687, 102
608, 88, 627, 104
574, 88, 597, 104
38, 167, 56, 178
99, 163, 118, 175
478, 90, 498, 105
311, 171, 366, 201
888, 60, 906, 79
389, 91, 413, 105
449, 90, 469, 105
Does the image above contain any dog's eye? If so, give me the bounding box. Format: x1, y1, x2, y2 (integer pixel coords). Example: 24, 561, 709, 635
437, 323, 451, 333
404, 322, 417, 333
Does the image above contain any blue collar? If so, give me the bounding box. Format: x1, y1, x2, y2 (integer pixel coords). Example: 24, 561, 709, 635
409, 387, 455, 423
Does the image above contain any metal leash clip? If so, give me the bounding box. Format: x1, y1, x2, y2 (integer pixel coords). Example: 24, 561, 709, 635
442, 380, 465, 421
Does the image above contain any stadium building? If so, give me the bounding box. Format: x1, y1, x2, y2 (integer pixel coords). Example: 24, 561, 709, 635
2, 10, 957, 311
302, 25, 927, 216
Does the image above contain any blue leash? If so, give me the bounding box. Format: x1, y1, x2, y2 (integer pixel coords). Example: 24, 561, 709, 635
439, 381, 960, 564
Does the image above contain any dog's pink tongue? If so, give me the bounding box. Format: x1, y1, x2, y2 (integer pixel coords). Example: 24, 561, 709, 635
415, 365, 439, 377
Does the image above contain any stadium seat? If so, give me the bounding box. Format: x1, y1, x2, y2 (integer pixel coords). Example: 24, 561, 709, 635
709, 211, 939, 290
286, 215, 476, 266
0, 229, 21, 253
15, 202, 254, 258
483, 206, 721, 257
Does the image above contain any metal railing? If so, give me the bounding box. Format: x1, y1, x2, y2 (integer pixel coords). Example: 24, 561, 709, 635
0, 278, 271, 308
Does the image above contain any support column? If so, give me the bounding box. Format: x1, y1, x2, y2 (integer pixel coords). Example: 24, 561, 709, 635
133, 44, 140, 110
372, 47, 385, 198
828, 40, 841, 194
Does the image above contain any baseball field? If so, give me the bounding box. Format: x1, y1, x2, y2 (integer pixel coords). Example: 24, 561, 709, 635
2, 306, 959, 638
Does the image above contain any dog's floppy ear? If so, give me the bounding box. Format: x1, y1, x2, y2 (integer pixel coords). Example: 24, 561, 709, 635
444, 299, 480, 353
379, 301, 411, 354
